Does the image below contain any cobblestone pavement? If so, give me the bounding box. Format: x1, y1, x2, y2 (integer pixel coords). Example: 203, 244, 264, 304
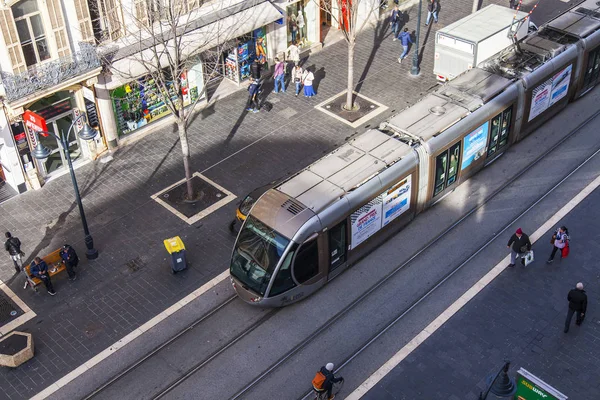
0, 1, 541, 398
363, 186, 600, 400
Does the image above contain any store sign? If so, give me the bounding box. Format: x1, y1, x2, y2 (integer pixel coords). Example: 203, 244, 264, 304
22, 110, 48, 146
514, 368, 568, 400
528, 64, 573, 122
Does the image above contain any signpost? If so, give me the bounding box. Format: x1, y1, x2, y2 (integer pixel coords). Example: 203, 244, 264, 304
514, 368, 568, 400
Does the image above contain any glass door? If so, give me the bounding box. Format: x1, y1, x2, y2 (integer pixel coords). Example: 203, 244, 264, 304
39, 122, 63, 174
329, 220, 347, 271
41, 113, 80, 176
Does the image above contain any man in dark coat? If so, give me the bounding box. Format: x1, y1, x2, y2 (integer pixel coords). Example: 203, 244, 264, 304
507, 228, 531, 267
30, 257, 56, 295
245, 79, 260, 113
60, 244, 78, 281
564, 282, 587, 333
4, 231, 23, 274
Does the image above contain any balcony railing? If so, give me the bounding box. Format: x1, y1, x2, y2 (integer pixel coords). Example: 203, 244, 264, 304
0, 43, 101, 103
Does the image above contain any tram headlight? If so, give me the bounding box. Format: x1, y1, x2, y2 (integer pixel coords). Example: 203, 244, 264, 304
249, 296, 262, 303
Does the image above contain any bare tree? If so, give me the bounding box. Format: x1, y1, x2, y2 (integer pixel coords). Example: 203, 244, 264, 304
99, 0, 257, 199
315, 0, 378, 110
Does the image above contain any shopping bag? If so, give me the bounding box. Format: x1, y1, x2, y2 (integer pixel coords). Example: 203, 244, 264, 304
522, 250, 534, 267
561, 243, 570, 258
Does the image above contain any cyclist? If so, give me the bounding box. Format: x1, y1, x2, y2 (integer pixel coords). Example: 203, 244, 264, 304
313, 362, 344, 399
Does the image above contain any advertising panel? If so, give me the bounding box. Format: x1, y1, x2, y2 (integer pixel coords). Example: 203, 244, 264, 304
382, 176, 412, 227
461, 122, 489, 170
549, 64, 572, 106
514, 368, 568, 400
528, 64, 573, 122
350, 197, 382, 249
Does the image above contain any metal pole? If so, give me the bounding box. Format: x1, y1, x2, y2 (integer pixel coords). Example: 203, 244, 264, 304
411, 0, 423, 76
479, 361, 510, 400
472, 0, 479, 14
61, 125, 99, 260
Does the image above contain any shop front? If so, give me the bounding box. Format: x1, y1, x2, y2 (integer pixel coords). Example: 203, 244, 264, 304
286, 0, 319, 50
222, 27, 269, 84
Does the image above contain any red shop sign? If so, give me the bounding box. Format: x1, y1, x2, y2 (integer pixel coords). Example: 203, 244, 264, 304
23, 110, 48, 147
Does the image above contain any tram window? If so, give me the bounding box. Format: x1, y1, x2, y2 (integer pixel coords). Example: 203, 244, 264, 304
584, 49, 600, 89
329, 221, 347, 271
293, 240, 319, 284
498, 107, 512, 147
447, 142, 460, 186
269, 245, 297, 297
487, 114, 501, 157
434, 152, 448, 196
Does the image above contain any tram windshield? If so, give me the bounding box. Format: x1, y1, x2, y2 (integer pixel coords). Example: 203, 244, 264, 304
230, 216, 290, 296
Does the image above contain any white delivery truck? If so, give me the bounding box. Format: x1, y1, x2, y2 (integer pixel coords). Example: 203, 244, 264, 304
433, 4, 530, 82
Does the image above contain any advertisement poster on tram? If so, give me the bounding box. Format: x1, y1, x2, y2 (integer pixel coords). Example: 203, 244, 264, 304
382, 176, 412, 227
549, 64, 572, 106
528, 78, 552, 121
350, 197, 383, 249
461, 121, 489, 170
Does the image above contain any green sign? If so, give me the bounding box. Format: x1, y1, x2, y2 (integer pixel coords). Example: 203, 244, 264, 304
514, 368, 567, 400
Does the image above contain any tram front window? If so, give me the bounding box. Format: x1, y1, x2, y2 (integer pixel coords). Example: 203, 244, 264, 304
230, 216, 290, 296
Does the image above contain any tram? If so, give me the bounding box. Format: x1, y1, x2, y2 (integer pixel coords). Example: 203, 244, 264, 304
230, 0, 600, 306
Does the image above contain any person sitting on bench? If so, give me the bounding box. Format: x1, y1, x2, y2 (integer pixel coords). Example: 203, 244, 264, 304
30, 257, 56, 295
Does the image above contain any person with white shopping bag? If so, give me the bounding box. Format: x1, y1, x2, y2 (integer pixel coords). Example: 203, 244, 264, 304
506, 228, 532, 267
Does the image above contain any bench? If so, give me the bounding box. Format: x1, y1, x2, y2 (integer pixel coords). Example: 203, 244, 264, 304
24, 249, 66, 287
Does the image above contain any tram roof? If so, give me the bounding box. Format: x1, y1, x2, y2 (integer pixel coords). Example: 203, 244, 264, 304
276, 129, 413, 213
547, 0, 600, 38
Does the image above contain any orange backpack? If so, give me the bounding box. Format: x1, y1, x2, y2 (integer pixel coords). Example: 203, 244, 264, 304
312, 371, 327, 390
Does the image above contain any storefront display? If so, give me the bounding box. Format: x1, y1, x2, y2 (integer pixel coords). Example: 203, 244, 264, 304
287, 1, 314, 49
222, 28, 268, 84
111, 62, 205, 136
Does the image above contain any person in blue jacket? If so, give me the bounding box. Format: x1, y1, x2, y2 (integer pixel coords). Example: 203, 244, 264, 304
30, 257, 56, 295
60, 244, 78, 281
398, 28, 413, 63
245, 78, 260, 113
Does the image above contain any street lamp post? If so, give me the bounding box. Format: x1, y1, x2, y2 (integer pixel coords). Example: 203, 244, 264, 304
411, 0, 423, 76
31, 113, 99, 260
479, 361, 517, 400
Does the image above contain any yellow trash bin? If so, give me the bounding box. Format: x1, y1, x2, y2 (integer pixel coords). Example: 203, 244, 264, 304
164, 236, 187, 273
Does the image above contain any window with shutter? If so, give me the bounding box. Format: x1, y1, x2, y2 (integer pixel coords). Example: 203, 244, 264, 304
0, 8, 27, 73
47, 0, 71, 57
134, 0, 150, 28
11, 0, 52, 68
73, 0, 94, 43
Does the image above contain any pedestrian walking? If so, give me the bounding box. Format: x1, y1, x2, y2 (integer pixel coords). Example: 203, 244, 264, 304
30, 257, 56, 295
506, 228, 531, 267
564, 282, 587, 333
292, 63, 304, 97
60, 244, 79, 281
398, 28, 413, 63
273, 57, 286, 93
250, 58, 262, 80
4, 231, 23, 274
390, 5, 401, 40
286, 41, 301, 70
547, 226, 569, 264
425, 0, 440, 26
245, 78, 260, 113
302, 67, 316, 97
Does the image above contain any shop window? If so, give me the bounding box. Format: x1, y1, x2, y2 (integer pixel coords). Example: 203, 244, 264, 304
269, 246, 297, 297
487, 106, 513, 157
12, 0, 51, 67
223, 27, 267, 83
293, 239, 319, 284
287, 1, 312, 49
433, 142, 461, 197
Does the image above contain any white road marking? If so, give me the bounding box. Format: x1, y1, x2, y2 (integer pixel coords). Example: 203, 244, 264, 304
29, 269, 230, 400
346, 173, 600, 400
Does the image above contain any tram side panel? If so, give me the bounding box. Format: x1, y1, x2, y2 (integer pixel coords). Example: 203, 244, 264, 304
515, 45, 579, 141
420, 83, 520, 209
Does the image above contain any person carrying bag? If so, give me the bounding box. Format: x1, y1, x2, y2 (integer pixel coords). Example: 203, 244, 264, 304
547, 226, 569, 263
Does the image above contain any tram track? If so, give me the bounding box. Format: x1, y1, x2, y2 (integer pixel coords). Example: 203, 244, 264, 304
84, 107, 600, 400
225, 109, 600, 400
83, 295, 278, 400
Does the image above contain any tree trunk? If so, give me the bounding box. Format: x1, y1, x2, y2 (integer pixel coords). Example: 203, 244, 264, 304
346, 40, 355, 110
177, 121, 194, 200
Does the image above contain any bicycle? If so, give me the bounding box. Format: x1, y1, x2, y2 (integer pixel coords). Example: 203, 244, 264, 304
314, 379, 344, 400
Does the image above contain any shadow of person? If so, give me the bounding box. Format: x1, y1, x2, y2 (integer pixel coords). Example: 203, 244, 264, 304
313, 67, 326, 93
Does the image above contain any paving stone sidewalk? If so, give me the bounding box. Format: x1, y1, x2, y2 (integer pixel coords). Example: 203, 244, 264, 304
0, 1, 508, 398
364, 187, 600, 400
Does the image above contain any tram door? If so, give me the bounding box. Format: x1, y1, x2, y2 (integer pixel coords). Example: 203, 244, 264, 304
328, 221, 347, 273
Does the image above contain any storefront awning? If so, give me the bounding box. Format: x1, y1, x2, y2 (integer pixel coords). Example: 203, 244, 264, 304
104, 0, 283, 89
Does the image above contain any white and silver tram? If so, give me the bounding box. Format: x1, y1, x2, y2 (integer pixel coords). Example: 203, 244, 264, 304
230, 1, 600, 306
